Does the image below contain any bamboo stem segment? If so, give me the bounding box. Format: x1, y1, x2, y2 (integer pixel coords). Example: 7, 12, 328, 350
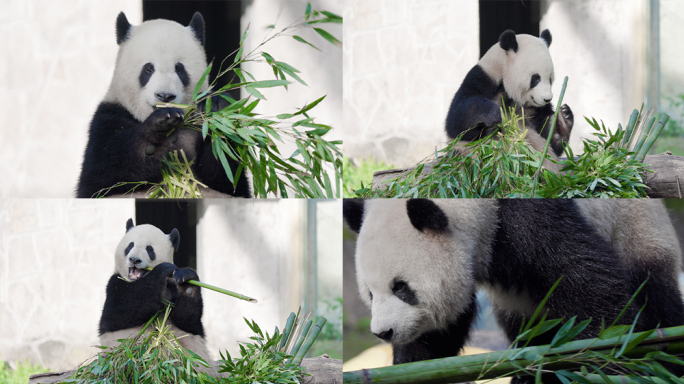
186, 280, 258, 303
343, 325, 684, 384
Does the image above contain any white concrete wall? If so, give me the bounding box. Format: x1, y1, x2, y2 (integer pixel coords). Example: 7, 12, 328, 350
343, 0, 479, 167
0, 1, 143, 198
0, 199, 135, 369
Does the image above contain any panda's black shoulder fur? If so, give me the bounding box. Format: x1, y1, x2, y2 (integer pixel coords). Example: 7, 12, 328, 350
77, 100, 250, 198
99, 262, 204, 337
445, 65, 505, 142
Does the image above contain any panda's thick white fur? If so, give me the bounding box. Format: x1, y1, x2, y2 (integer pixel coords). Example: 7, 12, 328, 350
446, 30, 574, 161
103, 19, 208, 124
355, 199, 497, 345
344, 199, 684, 372
99, 220, 213, 373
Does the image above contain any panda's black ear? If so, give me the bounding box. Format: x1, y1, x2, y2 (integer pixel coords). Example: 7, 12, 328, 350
407, 199, 448, 233
126, 218, 134, 232
188, 12, 206, 46
343, 200, 365, 233
540, 29, 552, 47
169, 228, 180, 252
498, 29, 518, 53
116, 12, 132, 45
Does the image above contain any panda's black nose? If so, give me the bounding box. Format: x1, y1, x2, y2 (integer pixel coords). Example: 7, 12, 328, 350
155, 93, 176, 102
129, 257, 142, 265
544, 97, 552, 103
373, 329, 393, 341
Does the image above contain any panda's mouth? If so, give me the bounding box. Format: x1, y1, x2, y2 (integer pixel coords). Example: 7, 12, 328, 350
128, 267, 147, 281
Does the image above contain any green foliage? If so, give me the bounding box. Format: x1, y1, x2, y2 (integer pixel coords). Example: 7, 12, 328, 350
537, 119, 650, 198
0, 359, 49, 384
218, 319, 305, 384
343, 155, 394, 198
63, 306, 327, 384
170, 3, 342, 198
355, 107, 653, 199
63, 306, 214, 384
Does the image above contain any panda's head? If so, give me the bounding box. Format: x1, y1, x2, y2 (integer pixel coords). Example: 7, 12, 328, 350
482, 29, 554, 108
343, 199, 497, 345
115, 218, 180, 281
104, 12, 209, 122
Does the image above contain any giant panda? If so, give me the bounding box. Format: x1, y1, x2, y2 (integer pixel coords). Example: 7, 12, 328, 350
343, 199, 684, 380
99, 219, 213, 372
76, 12, 250, 198
446, 30, 574, 162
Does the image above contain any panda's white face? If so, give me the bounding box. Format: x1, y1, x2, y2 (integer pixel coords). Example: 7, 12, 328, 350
104, 17, 209, 122
114, 223, 178, 281
502, 34, 555, 108
354, 200, 497, 345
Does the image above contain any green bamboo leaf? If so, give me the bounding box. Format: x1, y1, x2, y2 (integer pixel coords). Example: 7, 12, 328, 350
598, 324, 630, 340
250, 79, 291, 88
192, 65, 212, 101
245, 86, 265, 100
202, 121, 208, 139
293, 35, 320, 51
313, 28, 340, 45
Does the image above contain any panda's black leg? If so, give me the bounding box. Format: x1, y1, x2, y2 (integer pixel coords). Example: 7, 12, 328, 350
169, 268, 205, 337
551, 104, 574, 157
392, 291, 478, 365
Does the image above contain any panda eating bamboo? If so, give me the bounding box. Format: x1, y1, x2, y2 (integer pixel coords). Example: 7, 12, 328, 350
344, 199, 684, 381
99, 219, 212, 370
77, 12, 249, 198
446, 29, 574, 169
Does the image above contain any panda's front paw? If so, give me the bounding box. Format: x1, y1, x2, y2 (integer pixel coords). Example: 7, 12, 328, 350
147, 108, 185, 133
173, 268, 199, 285
153, 262, 177, 278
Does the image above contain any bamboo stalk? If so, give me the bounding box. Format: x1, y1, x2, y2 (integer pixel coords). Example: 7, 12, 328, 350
292, 317, 327, 365
623, 109, 639, 148
530, 76, 568, 197
288, 319, 313, 359
279, 312, 297, 350
186, 280, 257, 303
343, 325, 684, 384
635, 114, 670, 162
632, 116, 656, 158
583, 374, 669, 384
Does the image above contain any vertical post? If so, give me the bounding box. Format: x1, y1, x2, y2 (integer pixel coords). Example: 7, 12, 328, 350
303, 200, 318, 317
647, 0, 660, 113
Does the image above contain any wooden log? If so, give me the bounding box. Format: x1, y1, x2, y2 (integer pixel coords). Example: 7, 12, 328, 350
29, 356, 341, 384
371, 154, 684, 198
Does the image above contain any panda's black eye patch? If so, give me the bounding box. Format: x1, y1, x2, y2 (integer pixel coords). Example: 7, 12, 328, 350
139, 63, 155, 87
125, 242, 134, 255
392, 279, 418, 305
530, 74, 541, 88
175, 62, 190, 87
146, 245, 156, 260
